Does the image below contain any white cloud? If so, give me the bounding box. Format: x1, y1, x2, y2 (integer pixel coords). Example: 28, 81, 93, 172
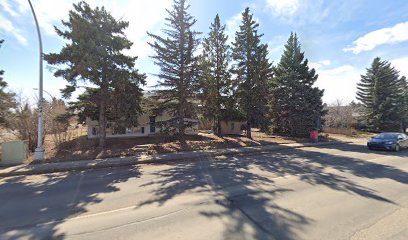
1, 0, 18, 17
391, 57, 408, 77
310, 59, 331, 70
266, 35, 286, 60
8, 0, 172, 59
263, 0, 360, 27
12, 0, 95, 36
315, 64, 361, 103
315, 57, 408, 104
265, 0, 300, 18
0, 14, 27, 45
344, 21, 408, 54
225, 13, 242, 44
10, 0, 29, 14
108, 0, 173, 59
320, 59, 331, 66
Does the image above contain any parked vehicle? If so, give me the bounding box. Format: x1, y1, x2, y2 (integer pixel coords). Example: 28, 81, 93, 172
367, 132, 408, 152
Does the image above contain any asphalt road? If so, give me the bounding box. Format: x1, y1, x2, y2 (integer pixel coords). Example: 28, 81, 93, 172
1, 142, 408, 240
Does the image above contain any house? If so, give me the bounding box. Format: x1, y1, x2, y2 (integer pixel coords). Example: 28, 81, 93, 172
87, 111, 199, 139
219, 120, 246, 135
198, 108, 247, 136
86, 92, 247, 138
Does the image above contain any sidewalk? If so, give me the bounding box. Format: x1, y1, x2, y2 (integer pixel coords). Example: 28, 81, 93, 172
0, 141, 349, 177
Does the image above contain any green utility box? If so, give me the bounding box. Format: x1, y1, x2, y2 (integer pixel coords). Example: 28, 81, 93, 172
1, 140, 28, 166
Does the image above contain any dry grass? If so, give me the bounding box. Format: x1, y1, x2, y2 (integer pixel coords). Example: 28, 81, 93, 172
146, 130, 309, 155
3, 126, 373, 163
323, 127, 357, 136
322, 127, 375, 139
36, 128, 312, 162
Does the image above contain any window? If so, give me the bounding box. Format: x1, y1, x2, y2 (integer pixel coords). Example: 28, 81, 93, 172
150, 116, 156, 133
141, 127, 145, 134
113, 126, 126, 135
231, 122, 235, 131
91, 127, 97, 136
374, 133, 399, 139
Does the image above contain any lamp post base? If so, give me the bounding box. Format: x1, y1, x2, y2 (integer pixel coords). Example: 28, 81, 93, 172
33, 148, 45, 162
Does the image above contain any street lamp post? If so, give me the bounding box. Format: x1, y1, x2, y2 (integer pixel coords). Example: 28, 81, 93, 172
33, 88, 54, 101
28, 0, 44, 161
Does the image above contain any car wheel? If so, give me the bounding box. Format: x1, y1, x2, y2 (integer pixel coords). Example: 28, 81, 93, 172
394, 144, 400, 152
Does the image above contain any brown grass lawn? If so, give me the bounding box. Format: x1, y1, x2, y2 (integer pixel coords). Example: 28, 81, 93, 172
35, 128, 320, 163
1, 126, 372, 163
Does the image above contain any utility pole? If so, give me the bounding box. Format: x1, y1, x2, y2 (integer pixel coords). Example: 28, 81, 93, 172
28, 0, 44, 161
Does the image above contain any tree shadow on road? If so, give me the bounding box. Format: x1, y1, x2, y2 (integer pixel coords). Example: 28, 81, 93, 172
136, 155, 313, 240
0, 166, 141, 239
136, 142, 408, 239
293, 143, 408, 184
317, 141, 408, 157
1, 142, 407, 239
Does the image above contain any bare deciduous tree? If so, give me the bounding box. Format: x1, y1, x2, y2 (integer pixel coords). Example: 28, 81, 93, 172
8, 93, 72, 151
323, 99, 356, 135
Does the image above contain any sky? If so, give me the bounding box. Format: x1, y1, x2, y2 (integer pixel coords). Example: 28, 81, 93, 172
1, 0, 408, 105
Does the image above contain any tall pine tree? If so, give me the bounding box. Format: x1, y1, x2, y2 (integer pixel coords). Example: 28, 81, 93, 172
199, 14, 231, 136
253, 43, 273, 132
356, 57, 406, 132
0, 39, 16, 126
45, 1, 146, 147
269, 33, 325, 136
232, 7, 272, 138
148, 0, 200, 137
401, 76, 408, 132
68, 85, 144, 131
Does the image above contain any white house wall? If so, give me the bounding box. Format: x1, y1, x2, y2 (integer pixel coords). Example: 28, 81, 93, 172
86, 114, 198, 139
220, 121, 246, 135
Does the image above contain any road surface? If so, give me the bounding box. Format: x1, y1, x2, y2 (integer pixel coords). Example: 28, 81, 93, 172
1, 142, 408, 239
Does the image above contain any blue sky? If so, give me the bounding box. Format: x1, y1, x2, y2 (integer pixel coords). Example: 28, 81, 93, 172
1, 0, 408, 104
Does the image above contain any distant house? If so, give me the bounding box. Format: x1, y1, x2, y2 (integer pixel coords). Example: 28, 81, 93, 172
87, 111, 199, 139
219, 120, 246, 135
198, 108, 247, 136
86, 92, 247, 138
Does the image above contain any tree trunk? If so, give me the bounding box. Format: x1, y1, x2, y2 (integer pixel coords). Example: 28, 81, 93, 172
217, 118, 222, 137
246, 121, 252, 139
178, 115, 185, 139
98, 89, 107, 148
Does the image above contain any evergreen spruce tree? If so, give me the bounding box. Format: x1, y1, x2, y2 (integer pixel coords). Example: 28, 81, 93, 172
401, 76, 408, 132
68, 85, 144, 130
357, 57, 406, 131
45, 1, 146, 147
253, 43, 273, 132
397, 77, 407, 132
148, 0, 200, 137
199, 14, 231, 136
231, 7, 272, 138
0, 39, 16, 126
269, 33, 325, 136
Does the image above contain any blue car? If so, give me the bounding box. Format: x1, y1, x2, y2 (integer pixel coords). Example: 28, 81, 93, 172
367, 132, 408, 152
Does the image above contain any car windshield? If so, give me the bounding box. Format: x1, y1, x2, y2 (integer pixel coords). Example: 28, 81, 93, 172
374, 133, 399, 139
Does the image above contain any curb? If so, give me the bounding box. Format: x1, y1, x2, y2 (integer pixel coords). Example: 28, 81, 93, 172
0, 141, 349, 178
